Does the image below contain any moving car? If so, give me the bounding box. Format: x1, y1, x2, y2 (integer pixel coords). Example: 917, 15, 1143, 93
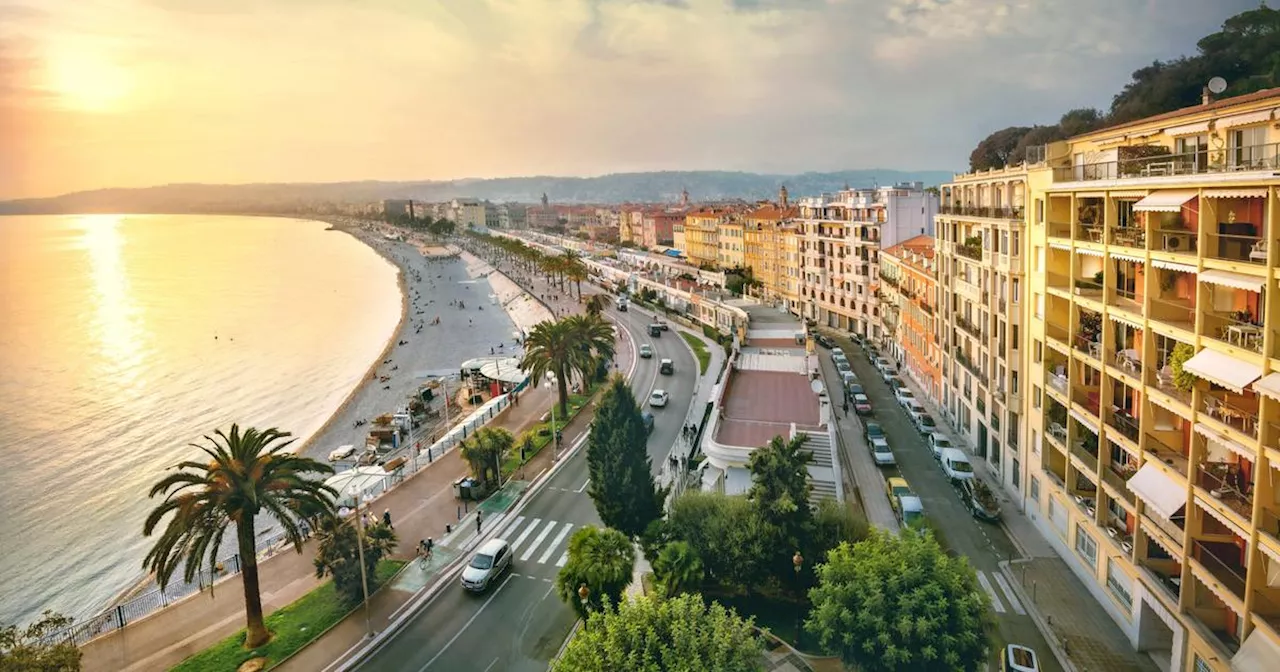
960, 478, 1001, 522
654, 318, 670, 331
328, 444, 357, 462
886, 477, 913, 515
1001, 645, 1040, 672
461, 538, 512, 592
641, 411, 655, 434
927, 432, 952, 459
896, 495, 925, 528
639, 344, 654, 359
649, 389, 670, 407
852, 393, 872, 415
940, 447, 976, 484
868, 437, 895, 466
616, 297, 628, 312
814, 334, 834, 349
648, 323, 663, 337
660, 358, 674, 374
863, 420, 885, 442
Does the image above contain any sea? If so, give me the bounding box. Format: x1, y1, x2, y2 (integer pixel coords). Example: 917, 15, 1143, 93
0, 214, 404, 627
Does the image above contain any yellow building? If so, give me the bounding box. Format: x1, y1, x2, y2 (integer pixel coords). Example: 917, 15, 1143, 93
1014, 88, 1280, 672
683, 208, 730, 268
717, 218, 746, 269
743, 188, 799, 303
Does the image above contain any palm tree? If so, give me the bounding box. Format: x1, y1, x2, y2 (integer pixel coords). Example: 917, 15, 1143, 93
585, 294, 606, 316
561, 251, 588, 300
143, 425, 336, 648
520, 315, 615, 416
653, 541, 704, 597
460, 427, 514, 490
567, 313, 616, 383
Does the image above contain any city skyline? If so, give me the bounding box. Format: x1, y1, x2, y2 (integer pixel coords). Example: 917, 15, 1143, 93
0, 0, 1255, 200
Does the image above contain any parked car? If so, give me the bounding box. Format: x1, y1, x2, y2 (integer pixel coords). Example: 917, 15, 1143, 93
960, 479, 1001, 522
814, 334, 834, 349
852, 393, 872, 415
927, 432, 953, 460
868, 437, 895, 466
896, 495, 925, 528
886, 476, 913, 515
914, 412, 937, 434
831, 346, 845, 360
461, 538, 512, 592
894, 387, 916, 408
649, 389, 669, 407
328, 444, 357, 462
835, 360, 852, 375
841, 371, 857, 389
639, 344, 654, 358
641, 411, 655, 434
1001, 645, 1040, 672
660, 358, 674, 374
846, 382, 865, 396
873, 356, 893, 372
863, 420, 885, 442
882, 368, 901, 384
940, 447, 976, 484
833, 351, 848, 365
905, 401, 927, 426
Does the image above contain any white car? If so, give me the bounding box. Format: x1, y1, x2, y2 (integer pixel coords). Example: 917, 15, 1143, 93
895, 387, 916, 408
649, 389, 670, 407
328, 444, 356, 461
868, 437, 895, 466
928, 432, 953, 460
940, 447, 976, 484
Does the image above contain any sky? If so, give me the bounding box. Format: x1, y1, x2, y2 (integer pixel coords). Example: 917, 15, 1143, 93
0, 0, 1259, 200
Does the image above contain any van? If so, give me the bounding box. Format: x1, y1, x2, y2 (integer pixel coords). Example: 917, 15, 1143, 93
940, 447, 976, 484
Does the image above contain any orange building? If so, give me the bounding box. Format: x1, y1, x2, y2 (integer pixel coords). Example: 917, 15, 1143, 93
880, 235, 942, 402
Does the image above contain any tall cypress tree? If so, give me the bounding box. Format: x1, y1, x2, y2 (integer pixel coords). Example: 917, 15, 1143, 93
586, 376, 668, 538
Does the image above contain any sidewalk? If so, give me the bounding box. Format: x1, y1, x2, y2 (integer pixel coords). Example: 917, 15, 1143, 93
852, 336, 1158, 672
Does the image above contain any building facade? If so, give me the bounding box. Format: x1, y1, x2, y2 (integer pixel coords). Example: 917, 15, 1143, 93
642, 210, 680, 248
880, 235, 943, 403
1019, 89, 1280, 672
684, 208, 731, 268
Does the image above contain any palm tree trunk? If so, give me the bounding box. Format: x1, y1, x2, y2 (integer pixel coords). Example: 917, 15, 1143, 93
237, 521, 271, 648
556, 364, 570, 417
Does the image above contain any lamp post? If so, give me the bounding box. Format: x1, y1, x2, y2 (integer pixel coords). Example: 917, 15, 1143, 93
546, 378, 560, 459
792, 551, 804, 647
351, 486, 374, 639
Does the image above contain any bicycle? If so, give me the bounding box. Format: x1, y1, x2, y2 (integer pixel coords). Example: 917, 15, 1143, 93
417, 539, 434, 568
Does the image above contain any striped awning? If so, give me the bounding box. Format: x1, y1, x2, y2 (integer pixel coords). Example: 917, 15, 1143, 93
1218, 108, 1274, 130
1193, 423, 1255, 461
1200, 269, 1265, 292
1254, 372, 1280, 402
1134, 190, 1198, 213
1129, 463, 1187, 521
1150, 259, 1197, 274
1070, 408, 1099, 433
1111, 252, 1145, 263
1182, 348, 1263, 393
1075, 247, 1104, 258
1109, 311, 1142, 329
1201, 188, 1268, 199
1164, 120, 1211, 136
1195, 494, 1248, 540
1049, 241, 1072, 251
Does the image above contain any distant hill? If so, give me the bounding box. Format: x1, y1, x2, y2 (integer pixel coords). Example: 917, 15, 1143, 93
0, 169, 955, 215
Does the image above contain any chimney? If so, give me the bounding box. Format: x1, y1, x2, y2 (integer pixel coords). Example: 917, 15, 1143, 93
1202, 86, 1211, 106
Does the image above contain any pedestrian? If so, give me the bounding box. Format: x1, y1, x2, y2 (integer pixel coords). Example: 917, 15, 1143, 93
383, 508, 393, 528
476, 509, 483, 534
843, 400, 850, 415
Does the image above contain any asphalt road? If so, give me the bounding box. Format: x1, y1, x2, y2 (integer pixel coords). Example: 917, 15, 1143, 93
821, 335, 1064, 672
352, 299, 698, 672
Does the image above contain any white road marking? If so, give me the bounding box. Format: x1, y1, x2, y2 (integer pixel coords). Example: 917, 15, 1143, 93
520, 520, 557, 561
538, 522, 574, 564
575, 479, 590, 493
976, 571, 1005, 613
509, 517, 538, 550
555, 550, 569, 567
993, 572, 1025, 615
483, 658, 500, 672
418, 574, 513, 671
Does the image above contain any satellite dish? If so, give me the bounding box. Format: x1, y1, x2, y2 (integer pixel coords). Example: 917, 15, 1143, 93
1208, 77, 1227, 94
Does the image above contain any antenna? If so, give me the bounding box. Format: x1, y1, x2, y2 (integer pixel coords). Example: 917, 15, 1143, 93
1208, 76, 1227, 94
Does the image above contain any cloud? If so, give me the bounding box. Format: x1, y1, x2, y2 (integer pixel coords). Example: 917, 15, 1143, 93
0, 0, 1263, 199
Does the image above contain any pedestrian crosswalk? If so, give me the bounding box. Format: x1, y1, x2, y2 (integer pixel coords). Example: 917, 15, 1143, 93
976, 569, 1026, 615
502, 516, 577, 568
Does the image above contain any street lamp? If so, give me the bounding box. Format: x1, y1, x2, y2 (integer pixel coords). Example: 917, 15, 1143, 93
351, 486, 374, 639
792, 551, 804, 646
577, 583, 591, 626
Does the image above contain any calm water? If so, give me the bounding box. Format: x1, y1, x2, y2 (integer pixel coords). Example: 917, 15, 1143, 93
0, 215, 402, 626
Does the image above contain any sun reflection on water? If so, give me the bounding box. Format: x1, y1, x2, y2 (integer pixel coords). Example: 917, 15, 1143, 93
77, 215, 146, 395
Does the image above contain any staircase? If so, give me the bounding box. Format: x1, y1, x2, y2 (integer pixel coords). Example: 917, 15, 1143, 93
797, 430, 839, 503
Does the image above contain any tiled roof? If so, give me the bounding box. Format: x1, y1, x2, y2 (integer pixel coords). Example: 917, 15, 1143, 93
746, 203, 800, 220
1079, 86, 1280, 139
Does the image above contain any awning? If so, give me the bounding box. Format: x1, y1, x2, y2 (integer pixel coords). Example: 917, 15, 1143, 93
1182, 348, 1263, 393
664, 249, 683, 257
1196, 493, 1248, 538
1109, 191, 1149, 198
1219, 108, 1275, 130
1049, 241, 1072, 251
1200, 269, 1265, 292
1150, 259, 1197, 274
1164, 120, 1211, 136
1070, 408, 1099, 434
1232, 627, 1280, 672
1108, 311, 1142, 329
1194, 423, 1255, 461
1254, 372, 1280, 402
1134, 190, 1198, 213
1202, 188, 1269, 199
1111, 252, 1145, 263
1127, 463, 1187, 520
1076, 247, 1104, 258
477, 358, 527, 384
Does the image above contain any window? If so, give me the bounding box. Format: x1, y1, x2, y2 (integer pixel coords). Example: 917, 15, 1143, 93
1012, 278, 1020, 303
1012, 458, 1021, 489
1032, 429, 1040, 455
1231, 125, 1267, 168
1075, 524, 1098, 567
1035, 199, 1044, 224
1194, 656, 1212, 672
1035, 293, 1044, 320
1175, 134, 1209, 171
1030, 476, 1040, 502
1106, 559, 1133, 609
1034, 340, 1042, 363
1033, 386, 1042, 409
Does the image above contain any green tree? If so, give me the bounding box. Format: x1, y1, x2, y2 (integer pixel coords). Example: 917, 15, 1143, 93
460, 427, 514, 491
142, 425, 336, 648
562, 250, 589, 300
967, 126, 1032, 171
0, 611, 82, 672
664, 492, 772, 592
312, 516, 398, 606
555, 526, 636, 620
809, 498, 870, 565
520, 316, 614, 416
586, 376, 667, 538
566, 314, 617, 384
652, 541, 704, 598
806, 529, 991, 672
553, 593, 763, 672
584, 294, 606, 316
747, 434, 813, 576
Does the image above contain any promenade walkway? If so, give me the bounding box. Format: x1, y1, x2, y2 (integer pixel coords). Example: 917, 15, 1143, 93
80, 250, 598, 672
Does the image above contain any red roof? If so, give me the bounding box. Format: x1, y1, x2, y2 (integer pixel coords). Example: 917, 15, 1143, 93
1080, 86, 1280, 139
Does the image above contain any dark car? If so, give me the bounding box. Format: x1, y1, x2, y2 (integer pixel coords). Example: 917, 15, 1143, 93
641, 411, 655, 434
648, 324, 663, 337
863, 420, 885, 442
959, 479, 1001, 522
846, 383, 865, 396
814, 334, 834, 349
852, 393, 872, 415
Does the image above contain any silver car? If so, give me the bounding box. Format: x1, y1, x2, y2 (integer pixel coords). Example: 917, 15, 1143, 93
461, 538, 512, 592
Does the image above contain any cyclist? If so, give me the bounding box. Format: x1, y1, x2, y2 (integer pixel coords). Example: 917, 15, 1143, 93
417, 537, 434, 566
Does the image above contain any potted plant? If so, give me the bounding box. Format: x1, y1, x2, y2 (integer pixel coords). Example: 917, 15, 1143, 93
1169, 343, 1196, 392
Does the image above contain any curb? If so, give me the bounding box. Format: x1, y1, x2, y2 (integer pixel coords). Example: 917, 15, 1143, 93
998, 559, 1079, 672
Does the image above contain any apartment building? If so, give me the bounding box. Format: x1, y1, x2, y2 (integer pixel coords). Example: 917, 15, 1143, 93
1021, 89, 1280, 671
642, 210, 680, 248
935, 169, 1032, 493
744, 191, 799, 304
717, 218, 746, 268
794, 183, 938, 338
879, 235, 943, 402
684, 207, 732, 268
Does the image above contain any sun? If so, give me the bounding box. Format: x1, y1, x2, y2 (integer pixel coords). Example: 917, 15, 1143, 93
44, 48, 133, 113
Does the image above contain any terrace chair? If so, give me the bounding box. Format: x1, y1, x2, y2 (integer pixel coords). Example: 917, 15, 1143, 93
1156, 366, 1174, 388
1250, 239, 1268, 262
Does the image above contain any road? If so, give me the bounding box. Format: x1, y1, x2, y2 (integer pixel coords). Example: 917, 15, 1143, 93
353, 299, 698, 672
820, 334, 1063, 672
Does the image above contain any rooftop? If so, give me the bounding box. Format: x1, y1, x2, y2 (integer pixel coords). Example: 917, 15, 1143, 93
1078, 86, 1280, 140
714, 370, 822, 448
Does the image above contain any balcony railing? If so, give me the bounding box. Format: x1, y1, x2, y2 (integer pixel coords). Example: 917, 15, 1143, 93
1046, 322, 1072, 348
1052, 142, 1280, 182
1206, 231, 1268, 265
1047, 221, 1072, 239
1192, 540, 1247, 602
1109, 227, 1147, 248
1202, 311, 1265, 355
1151, 228, 1199, 255
1110, 348, 1144, 377
1202, 394, 1259, 439
1145, 433, 1190, 475
1046, 271, 1072, 292
1072, 386, 1101, 417
1074, 335, 1102, 362
1139, 562, 1182, 601
1260, 508, 1280, 548
956, 243, 983, 261
955, 348, 982, 377
937, 204, 1025, 219
1196, 464, 1253, 521
1046, 368, 1068, 395
1078, 223, 1105, 243
1071, 438, 1099, 467
956, 315, 983, 339
1103, 463, 1138, 505
1148, 296, 1197, 333
1107, 409, 1141, 443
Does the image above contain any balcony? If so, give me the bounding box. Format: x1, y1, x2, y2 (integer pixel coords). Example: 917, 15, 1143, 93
1198, 460, 1253, 515
1046, 322, 1072, 350
1071, 434, 1099, 468
956, 315, 984, 339
1052, 142, 1280, 182
937, 204, 1024, 220
1109, 347, 1144, 379
1202, 310, 1265, 355
1047, 271, 1072, 294
1145, 432, 1190, 475
1206, 229, 1268, 266
1109, 226, 1147, 249
1139, 559, 1183, 603
1148, 295, 1197, 335
1103, 462, 1138, 506
1260, 508, 1280, 553
1074, 333, 1103, 363
955, 348, 982, 377
1202, 393, 1259, 440
1191, 539, 1247, 604
957, 240, 983, 261
1152, 227, 1199, 256
1047, 220, 1072, 240
1107, 408, 1141, 443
